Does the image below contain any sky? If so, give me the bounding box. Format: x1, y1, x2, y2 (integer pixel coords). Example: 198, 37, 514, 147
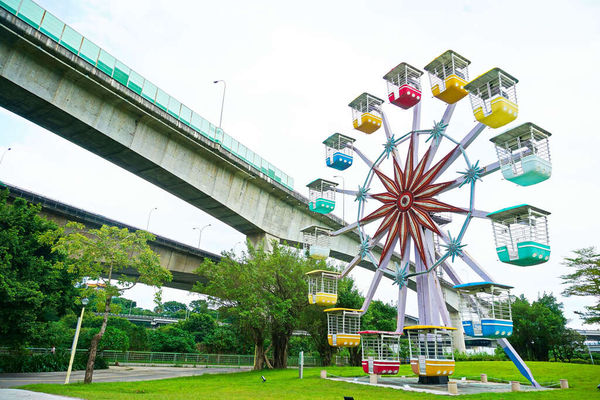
1, 0, 599, 329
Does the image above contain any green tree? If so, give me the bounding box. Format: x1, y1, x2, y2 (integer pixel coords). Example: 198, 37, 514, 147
335, 277, 364, 366
189, 299, 210, 314
179, 313, 216, 344
552, 328, 585, 363
111, 297, 136, 314
0, 190, 80, 349
561, 247, 600, 324
148, 325, 196, 353
47, 223, 172, 383
362, 300, 397, 332
195, 241, 318, 370
157, 300, 188, 316
509, 293, 566, 361
79, 326, 130, 351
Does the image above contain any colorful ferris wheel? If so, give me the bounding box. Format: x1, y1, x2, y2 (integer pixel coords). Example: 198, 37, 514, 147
303, 50, 553, 386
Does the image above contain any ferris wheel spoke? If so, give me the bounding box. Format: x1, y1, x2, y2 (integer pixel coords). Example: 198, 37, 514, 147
333, 187, 372, 199
329, 221, 359, 236
432, 123, 487, 180
423, 103, 457, 170
442, 149, 534, 193
381, 109, 403, 166
353, 146, 376, 169
438, 231, 495, 282
339, 253, 362, 278
361, 236, 398, 314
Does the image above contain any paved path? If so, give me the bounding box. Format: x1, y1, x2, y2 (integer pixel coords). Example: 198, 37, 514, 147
0, 389, 82, 399
0, 365, 251, 388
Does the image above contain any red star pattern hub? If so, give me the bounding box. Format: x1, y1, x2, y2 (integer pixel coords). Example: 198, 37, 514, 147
360, 134, 465, 265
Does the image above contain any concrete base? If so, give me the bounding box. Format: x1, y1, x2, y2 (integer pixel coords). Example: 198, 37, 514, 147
326, 376, 552, 396
418, 375, 448, 385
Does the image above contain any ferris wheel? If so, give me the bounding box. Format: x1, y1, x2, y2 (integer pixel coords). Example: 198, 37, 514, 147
303, 50, 553, 386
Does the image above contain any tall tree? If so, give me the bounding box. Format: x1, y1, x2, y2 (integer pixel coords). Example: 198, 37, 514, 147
561, 247, 600, 324
335, 277, 364, 366
0, 190, 80, 349
195, 241, 318, 369
159, 300, 188, 317
509, 293, 567, 361
46, 223, 171, 383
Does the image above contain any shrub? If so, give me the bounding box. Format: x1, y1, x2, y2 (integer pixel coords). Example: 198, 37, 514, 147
0, 350, 108, 373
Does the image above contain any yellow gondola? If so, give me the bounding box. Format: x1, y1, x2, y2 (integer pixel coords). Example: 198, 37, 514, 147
423, 50, 471, 104
465, 68, 519, 128
324, 308, 362, 347
405, 325, 456, 384
305, 269, 340, 306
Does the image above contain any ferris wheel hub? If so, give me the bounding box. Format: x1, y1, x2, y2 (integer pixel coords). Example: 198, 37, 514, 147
397, 192, 414, 211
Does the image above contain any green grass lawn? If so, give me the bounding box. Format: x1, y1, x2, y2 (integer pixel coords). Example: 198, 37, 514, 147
22, 361, 599, 399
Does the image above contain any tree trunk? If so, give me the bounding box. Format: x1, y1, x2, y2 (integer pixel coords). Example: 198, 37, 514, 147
84, 295, 112, 383
253, 342, 265, 371
348, 346, 361, 366
271, 333, 290, 369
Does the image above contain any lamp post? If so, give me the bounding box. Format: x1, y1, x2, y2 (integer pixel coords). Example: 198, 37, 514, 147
65, 297, 88, 384
146, 207, 158, 230
192, 224, 211, 249
213, 80, 226, 134
333, 175, 345, 223
0, 147, 11, 166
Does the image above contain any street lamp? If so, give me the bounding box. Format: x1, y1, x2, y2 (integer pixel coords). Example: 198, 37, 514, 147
213, 80, 226, 135
333, 175, 345, 223
192, 224, 211, 249
0, 147, 11, 166
65, 297, 88, 384
146, 207, 158, 230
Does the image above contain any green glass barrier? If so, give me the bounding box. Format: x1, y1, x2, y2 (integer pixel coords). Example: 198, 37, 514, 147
0, 0, 22, 14
79, 38, 100, 65
97, 49, 115, 76
167, 97, 181, 119
113, 60, 130, 86
39, 11, 63, 42
214, 127, 223, 143
141, 80, 157, 103
17, 0, 43, 29
190, 112, 207, 137
222, 133, 232, 150
237, 144, 247, 162
179, 105, 191, 125
155, 88, 168, 111
127, 70, 144, 94
59, 25, 82, 54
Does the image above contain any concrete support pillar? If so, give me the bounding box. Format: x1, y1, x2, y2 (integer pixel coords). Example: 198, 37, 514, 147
511, 381, 521, 392
247, 232, 280, 252
449, 311, 466, 353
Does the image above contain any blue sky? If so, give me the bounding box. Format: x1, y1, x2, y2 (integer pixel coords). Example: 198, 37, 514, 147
1, 0, 599, 328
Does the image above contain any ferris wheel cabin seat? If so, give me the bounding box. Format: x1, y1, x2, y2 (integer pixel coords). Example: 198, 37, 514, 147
323, 133, 356, 171
454, 282, 514, 339
306, 178, 338, 214
488, 205, 551, 266
305, 269, 340, 306
405, 326, 456, 384
424, 50, 471, 104
359, 331, 403, 375
325, 308, 362, 347
383, 62, 423, 109
465, 68, 519, 128
490, 123, 552, 186
349, 93, 385, 134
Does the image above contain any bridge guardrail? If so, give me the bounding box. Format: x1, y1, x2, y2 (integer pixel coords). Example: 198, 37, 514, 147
0, 0, 294, 190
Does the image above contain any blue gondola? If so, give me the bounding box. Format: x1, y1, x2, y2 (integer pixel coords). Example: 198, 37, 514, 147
454, 282, 513, 339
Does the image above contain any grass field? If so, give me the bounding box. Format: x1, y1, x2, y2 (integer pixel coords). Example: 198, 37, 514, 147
22, 361, 599, 399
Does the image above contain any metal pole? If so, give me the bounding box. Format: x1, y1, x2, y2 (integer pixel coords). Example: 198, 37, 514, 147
214, 80, 226, 134
333, 175, 345, 223
193, 224, 211, 249
0, 147, 11, 166
65, 305, 85, 384
146, 207, 158, 230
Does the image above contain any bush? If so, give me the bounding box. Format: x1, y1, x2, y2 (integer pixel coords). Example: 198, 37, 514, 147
148, 326, 196, 353
0, 350, 108, 373
454, 350, 507, 361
